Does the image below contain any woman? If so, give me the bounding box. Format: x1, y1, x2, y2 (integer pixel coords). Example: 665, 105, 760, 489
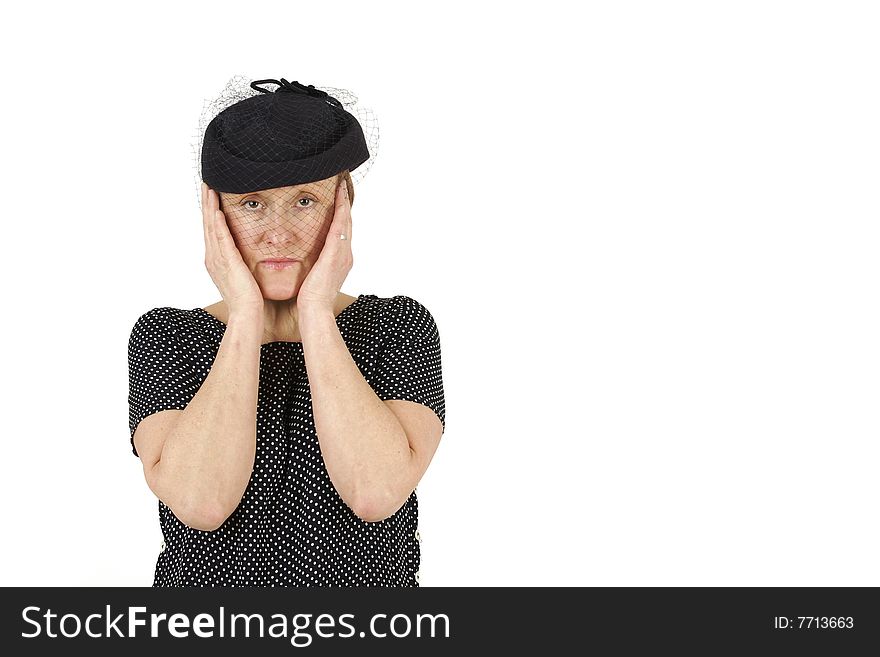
127, 78, 446, 586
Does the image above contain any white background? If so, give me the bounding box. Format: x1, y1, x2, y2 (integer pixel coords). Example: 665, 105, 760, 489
0, 0, 877, 586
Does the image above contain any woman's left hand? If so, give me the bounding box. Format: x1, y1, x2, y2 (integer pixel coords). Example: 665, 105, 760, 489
297, 179, 353, 312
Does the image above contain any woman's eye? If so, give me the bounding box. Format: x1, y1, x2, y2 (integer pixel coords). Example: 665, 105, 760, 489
241, 198, 313, 210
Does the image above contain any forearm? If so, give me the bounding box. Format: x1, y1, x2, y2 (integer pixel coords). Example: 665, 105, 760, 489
300, 305, 415, 521
152, 310, 263, 525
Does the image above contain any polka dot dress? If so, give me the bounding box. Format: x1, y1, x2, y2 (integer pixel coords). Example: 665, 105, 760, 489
127, 294, 445, 587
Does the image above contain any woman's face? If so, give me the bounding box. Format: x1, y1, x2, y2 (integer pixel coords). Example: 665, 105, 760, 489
218, 174, 340, 300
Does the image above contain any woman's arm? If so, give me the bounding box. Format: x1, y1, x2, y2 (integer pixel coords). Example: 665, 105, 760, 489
146, 308, 263, 530
300, 305, 442, 523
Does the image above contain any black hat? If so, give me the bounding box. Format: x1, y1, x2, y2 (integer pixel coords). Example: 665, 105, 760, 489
200, 78, 371, 193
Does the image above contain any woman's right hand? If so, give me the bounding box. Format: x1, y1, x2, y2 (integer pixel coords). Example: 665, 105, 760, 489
202, 182, 264, 315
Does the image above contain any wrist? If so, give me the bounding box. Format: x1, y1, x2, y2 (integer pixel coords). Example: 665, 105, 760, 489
227, 306, 264, 328
297, 303, 337, 337
297, 298, 336, 317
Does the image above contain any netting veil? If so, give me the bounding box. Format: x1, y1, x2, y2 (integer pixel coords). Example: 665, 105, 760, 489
191, 75, 379, 261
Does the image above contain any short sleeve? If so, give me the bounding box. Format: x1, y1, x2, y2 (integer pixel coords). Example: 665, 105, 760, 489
127, 308, 201, 457
370, 296, 446, 433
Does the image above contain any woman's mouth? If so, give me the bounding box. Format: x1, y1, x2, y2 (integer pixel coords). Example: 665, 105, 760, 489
260, 258, 300, 270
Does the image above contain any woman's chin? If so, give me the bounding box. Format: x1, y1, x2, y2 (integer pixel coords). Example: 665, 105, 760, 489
258, 278, 302, 301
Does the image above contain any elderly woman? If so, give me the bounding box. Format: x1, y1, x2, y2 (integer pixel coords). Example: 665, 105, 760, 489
127, 78, 446, 587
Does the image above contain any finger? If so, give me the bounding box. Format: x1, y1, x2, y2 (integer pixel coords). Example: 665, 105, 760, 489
345, 184, 352, 242
335, 179, 350, 221
338, 179, 352, 239
211, 198, 238, 260
208, 190, 221, 245
215, 210, 233, 246
208, 190, 234, 263
203, 186, 215, 256
334, 179, 351, 241
212, 200, 232, 253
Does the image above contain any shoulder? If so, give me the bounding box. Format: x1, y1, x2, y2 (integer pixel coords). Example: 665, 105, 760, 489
373, 294, 440, 343
129, 307, 196, 345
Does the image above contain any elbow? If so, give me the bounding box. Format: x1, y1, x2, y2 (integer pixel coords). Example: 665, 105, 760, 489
350, 489, 401, 524
150, 466, 235, 532
352, 505, 389, 524
176, 500, 232, 532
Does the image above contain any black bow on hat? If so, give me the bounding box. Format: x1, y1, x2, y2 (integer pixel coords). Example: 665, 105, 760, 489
250, 78, 342, 108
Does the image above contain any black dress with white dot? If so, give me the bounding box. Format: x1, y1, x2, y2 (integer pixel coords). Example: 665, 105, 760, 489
127, 294, 445, 587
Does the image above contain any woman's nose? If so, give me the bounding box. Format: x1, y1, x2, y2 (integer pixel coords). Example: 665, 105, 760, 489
260, 213, 300, 243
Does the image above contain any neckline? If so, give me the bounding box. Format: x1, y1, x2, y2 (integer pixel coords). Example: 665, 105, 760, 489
193, 294, 370, 346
